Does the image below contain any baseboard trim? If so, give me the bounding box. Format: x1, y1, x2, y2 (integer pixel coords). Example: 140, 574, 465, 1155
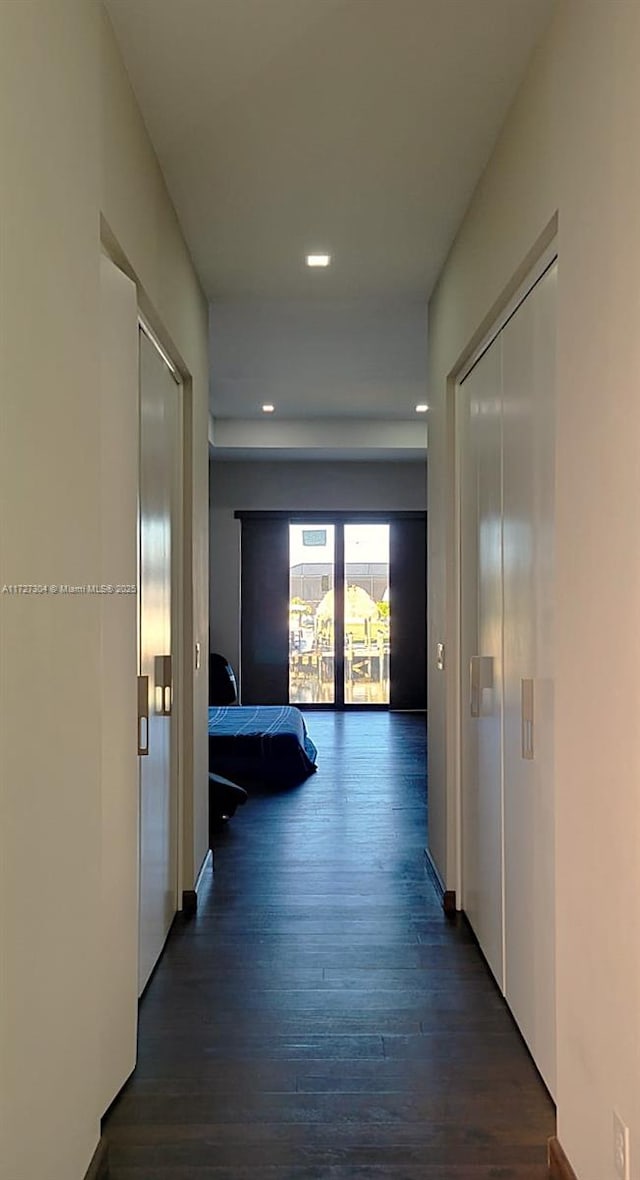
548, 1136, 578, 1180
195, 847, 213, 889
424, 848, 457, 918
84, 1137, 109, 1180
181, 849, 213, 916
181, 889, 197, 916
442, 889, 457, 916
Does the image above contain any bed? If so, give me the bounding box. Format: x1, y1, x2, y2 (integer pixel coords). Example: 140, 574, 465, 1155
208, 704, 318, 788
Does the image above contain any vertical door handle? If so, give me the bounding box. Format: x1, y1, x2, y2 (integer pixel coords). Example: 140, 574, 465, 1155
470, 656, 494, 717
521, 678, 534, 759
137, 674, 149, 755
470, 656, 480, 717
155, 654, 172, 716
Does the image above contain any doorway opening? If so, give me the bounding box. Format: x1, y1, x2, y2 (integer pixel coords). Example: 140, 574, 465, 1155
238, 509, 425, 711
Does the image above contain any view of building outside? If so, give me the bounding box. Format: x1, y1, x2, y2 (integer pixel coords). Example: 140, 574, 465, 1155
344, 524, 389, 704
289, 524, 335, 703
288, 523, 390, 705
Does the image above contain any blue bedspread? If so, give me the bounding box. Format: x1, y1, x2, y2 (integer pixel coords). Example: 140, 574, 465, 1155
208, 705, 318, 788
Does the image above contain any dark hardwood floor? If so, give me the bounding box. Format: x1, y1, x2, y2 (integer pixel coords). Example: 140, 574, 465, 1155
104, 711, 555, 1178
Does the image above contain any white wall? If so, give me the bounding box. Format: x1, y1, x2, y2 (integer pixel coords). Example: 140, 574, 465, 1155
211, 417, 427, 455
0, 6, 103, 1177
0, 4, 209, 1178
427, 1, 640, 1176
209, 459, 427, 677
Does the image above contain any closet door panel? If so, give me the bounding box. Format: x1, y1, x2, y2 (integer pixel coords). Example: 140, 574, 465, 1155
460, 339, 504, 989
502, 263, 557, 1094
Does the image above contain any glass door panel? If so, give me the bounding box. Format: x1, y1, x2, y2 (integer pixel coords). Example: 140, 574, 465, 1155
344, 524, 390, 704
289, 524, 335, 704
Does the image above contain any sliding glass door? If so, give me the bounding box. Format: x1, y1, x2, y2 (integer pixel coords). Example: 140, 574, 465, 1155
344, 524, 389, 704
289, 520, 390, 707
289, 524, 336, 704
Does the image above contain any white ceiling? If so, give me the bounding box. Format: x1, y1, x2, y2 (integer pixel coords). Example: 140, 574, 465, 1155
209, 297, 428, 419
105, 0, 555, 302
106, 0, 553, 453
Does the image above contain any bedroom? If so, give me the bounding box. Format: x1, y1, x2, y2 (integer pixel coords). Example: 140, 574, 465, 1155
207, 457, 428, 816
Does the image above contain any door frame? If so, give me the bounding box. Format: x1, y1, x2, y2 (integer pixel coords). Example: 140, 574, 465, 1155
138, 315, 185, 916
290, 514, 388, 711
449, 230, 559, 905
102, 219, 199, 909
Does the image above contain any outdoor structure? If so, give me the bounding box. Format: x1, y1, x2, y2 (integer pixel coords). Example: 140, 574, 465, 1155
290, 582, 390, 705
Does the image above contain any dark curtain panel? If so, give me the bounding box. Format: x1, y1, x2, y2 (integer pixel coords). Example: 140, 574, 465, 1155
389, 517, 427, 710
240, 517, 290, 704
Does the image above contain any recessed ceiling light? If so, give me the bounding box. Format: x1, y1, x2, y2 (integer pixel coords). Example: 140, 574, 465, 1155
262, 404, 275, 413
416, 403, 429, 413
306, 253, 331, 268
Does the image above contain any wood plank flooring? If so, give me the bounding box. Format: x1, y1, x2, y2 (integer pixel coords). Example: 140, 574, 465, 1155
104, 711, 555, 1178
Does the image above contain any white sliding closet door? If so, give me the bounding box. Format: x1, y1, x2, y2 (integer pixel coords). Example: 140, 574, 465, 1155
460, 258, 557, 1091
502, 262, 557, 1094
460, 339, 504, 990
138, 330, 179, 994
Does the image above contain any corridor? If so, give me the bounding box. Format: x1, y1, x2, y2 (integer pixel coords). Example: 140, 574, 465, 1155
104, 713, 554, 1177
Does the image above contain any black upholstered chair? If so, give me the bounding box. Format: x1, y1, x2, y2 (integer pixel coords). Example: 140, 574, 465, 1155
209, 651, 238, 705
